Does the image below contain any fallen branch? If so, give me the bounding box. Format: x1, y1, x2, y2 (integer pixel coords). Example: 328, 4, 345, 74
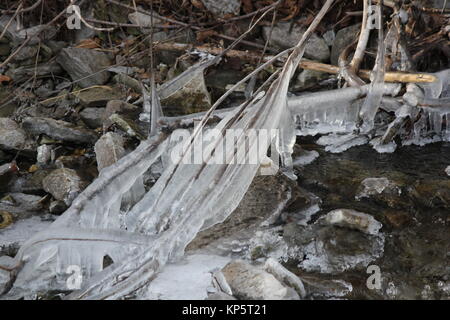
154, 42, 437, 83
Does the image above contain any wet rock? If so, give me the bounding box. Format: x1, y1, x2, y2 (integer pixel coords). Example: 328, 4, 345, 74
262, 23, 330, 62
221, 260, 300, 300
80, 107, 105, 129
283, 221, 385, 274
325, 209, 383, 235
188, 174, 296, 251
0, 193, 44, 220
331, 24, 361, 65
56, 48, 112, 88
264, 258, 306, 298
75, 86, 125, 107
355, 176, 411, 209
22, 117, 98, 144
42, 168, 89, 206
201, 0, 241, 17
94, 132, 126, 171
0, 118, 35, 153
412, 179, 450, 208
294, 69, 329, 90
301, 275, 353, 299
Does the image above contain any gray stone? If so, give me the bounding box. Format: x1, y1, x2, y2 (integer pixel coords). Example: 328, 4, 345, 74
80, 107, 105, 129
94, 132, 126, 171
221, 260, 299, 300
42, 168, 89, 205
331, 24, 361, 65
262, 23, 330, 62
75, 86, 126, 107
0, 118, 35, 152
22, 117, 98, 144
201, 0, 241, 17
56, 48, 112, 88
37, 145, 52, 165
445, 165, 450, 176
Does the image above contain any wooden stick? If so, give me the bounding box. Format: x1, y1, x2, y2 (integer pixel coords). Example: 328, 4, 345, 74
154, 42, 437, 83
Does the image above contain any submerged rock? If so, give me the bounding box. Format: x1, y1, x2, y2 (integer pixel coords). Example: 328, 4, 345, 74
221, 260, 299, 300
42, 168, 89, 206
0, 193, 44, 220
56, 48, 112, 88
262, 23, 330, 62
22, 117, 98, 144
283, 221, 385, 274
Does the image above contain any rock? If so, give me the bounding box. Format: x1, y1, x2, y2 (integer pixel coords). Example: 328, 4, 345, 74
325, 209, 383, 235
0, 162, 18, 192
0, 193, 44, 220
109, 114, 146, 140
56, 48, 112, 88
0, 17, 56, 45
128, 11, 165, 27
11, 45, 39, 62
0, 118, 35, 153
159, 68, 212, 115
8, 169, 52, 194
221, 260, 299, 300
206, 292, 237, 300
42, 168, 89, 206
37, 145, 52, 165
103, 100, 141, 123
264, 258, 306, 298
201, 0, 241, 17
0, 210, 13, 229
75, 86, 125, 107
322, 29, 335, 47
283, 221, 385, 274
331, 24, 361, 65
80, 107, 105, 129
6, 61, 62, 83
355, 176, 411, 209
445, 166, 450, 176
55, 155, 86, 169
300, 275, 353, 299
94, 132, 126, 171
49, 200, 67, 215
22, 117, 98, 144
262, 23, 330, 62
113, 73, 142, 92
294, 69, 329, 90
